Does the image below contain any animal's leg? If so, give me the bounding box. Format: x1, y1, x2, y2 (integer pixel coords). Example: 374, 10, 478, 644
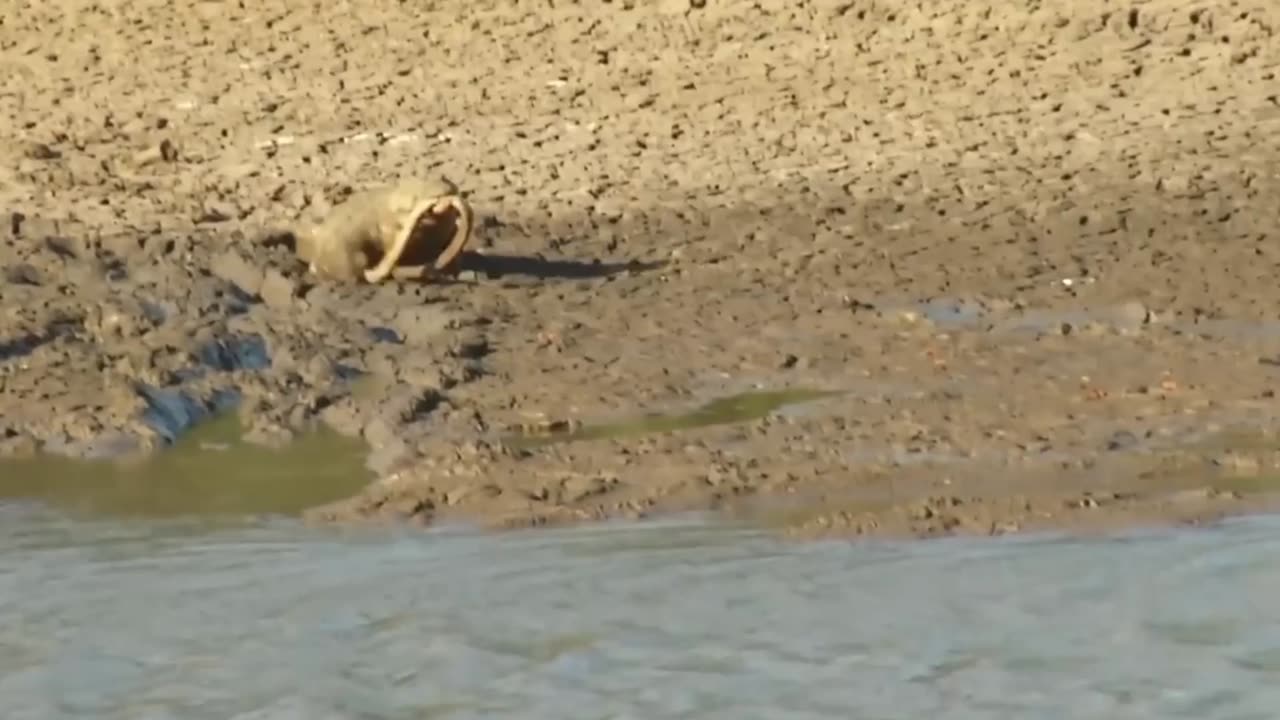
429, 196, 473, 273
388, 265, 432, 280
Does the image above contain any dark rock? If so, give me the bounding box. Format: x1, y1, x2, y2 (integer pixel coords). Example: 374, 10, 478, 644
369, 326, 403, 344
23, 142, 60, 160
136, 384, 211, 444
44, 235, 80, 260
450, 332, 490, 359
4, 263, 43, 285
1105, 430, 1140, 452
196, 333, 271, 372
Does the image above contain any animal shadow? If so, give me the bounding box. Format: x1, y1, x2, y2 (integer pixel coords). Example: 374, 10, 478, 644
456, 252, 665, 280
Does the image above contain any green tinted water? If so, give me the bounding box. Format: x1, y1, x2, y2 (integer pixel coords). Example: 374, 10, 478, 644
0, 414, 372, 519
0, 389, 836, 519
506, 388, 840, 449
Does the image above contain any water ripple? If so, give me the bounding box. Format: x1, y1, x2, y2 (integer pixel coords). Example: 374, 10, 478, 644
2, 507, 1280, 718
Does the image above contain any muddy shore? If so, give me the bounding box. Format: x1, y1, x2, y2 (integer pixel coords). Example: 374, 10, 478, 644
4, 0, 1280, 539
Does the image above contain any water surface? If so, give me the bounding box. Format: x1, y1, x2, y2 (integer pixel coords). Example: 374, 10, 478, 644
508, 388, 840, 449
2, 505, 1279, 718
0, 414, 372, 519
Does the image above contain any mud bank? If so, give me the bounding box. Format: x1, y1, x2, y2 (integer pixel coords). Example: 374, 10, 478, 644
4, 0, 1280, 538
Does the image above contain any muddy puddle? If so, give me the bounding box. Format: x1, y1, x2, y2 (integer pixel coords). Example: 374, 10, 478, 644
506, 388, 841, 450
0, 413, 372, 519
875, 296, 1280, 343
871, 296, 1158, 335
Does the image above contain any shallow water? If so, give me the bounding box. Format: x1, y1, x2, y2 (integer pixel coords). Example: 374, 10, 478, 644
0, 414, 372, 519
2, 505, 1280, 719
507, 388, 840, 449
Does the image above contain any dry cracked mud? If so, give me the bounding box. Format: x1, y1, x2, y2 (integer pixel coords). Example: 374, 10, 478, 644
3, 0, 1280, 539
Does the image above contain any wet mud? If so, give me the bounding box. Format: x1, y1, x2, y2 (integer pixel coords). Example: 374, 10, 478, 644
4, 0, 1280, 538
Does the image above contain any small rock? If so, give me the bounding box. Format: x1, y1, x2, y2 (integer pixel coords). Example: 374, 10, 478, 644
132, 138, 178, 168
243, 422, 295, 449
1213, 453, 1261, 476
362, 415, 400, 448
366, 438, 410, 475
319, 401, 365, 437
259, 269, 295, 308
4, 263, 43, 285
560, 474, 618, 503
210, 250, 264, 298
196, 206, 234, 224
22, 142, 60, 160
99, 231, 149, 261
86, 300, 147, 339
1111, 301, 1150, 332
450, 332, 489, 359
0, 432, 37, 458
392, 306, 455, 344
368, 326, 403, 344
44, 235, 81, 259
1105, 430, 1140, 451
442, 484, 473, 506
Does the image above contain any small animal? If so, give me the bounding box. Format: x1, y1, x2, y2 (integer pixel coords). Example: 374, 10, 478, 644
292, 176, 473, 283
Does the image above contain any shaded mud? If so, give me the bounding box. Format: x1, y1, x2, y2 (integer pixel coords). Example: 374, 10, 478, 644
4, 0, 1280, 538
